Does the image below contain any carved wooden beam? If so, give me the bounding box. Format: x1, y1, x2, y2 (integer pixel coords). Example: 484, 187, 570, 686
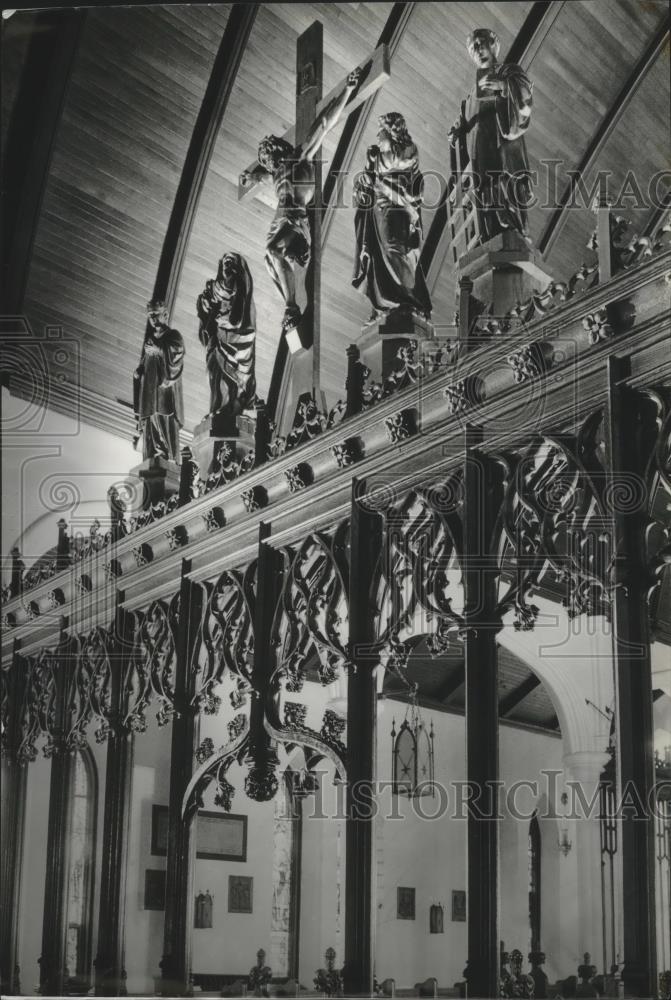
538, 23, 669, 257
462, 431, 502, 1000
344, 480, 382, 997
420, 0, 564, 291
94, 604, 137, 996
320, 2, 415, 248
2, 9, 86, 314
152, 3, 258, 315
0, 643, 28, 996
498, 673, 541, 718
606, 358, 657, 998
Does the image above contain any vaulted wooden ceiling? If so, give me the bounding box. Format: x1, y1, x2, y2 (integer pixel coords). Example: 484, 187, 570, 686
2, 1, 669, 437
381, 637, 560, 735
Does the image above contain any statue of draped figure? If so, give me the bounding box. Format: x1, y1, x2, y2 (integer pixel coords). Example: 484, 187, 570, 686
196, 252, 256, 433
352, 112, 432, 320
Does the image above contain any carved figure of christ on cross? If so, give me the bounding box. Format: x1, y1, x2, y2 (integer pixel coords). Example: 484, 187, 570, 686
239, 23, 390, 380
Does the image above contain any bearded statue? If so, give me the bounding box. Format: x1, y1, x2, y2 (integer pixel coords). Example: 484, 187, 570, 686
197, 252, 256, 435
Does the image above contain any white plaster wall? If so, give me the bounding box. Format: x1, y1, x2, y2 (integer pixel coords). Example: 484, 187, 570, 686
374, 702, 577, 990
125, 714, 172, 995
17, 751, 51, 995
298, 765, 346, 986
1, 386, 138, 575
374, 699, 467, 991
191, 761, 276, 978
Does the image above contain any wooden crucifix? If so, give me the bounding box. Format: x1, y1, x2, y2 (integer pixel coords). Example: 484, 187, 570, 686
238, 23, 390, 433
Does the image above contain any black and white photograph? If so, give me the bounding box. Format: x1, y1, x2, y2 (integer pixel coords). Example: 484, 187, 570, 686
0, 1, 670, 998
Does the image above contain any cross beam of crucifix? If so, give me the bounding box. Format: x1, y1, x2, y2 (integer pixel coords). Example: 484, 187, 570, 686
238, 23, 391, 435
237, 40, 390, 202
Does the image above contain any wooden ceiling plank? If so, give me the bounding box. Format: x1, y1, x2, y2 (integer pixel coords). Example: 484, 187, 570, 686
538, 22, 669, 257
499, 673, 542, 717
436, 663, 466, 703
2, 9, 87, 313
152, 3, 259, 316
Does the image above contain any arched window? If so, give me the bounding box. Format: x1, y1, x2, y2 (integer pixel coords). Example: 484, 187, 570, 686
65, 748, 97, 993
528, 812, 541, 953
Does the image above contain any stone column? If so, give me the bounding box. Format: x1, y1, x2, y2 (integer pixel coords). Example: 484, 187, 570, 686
344, 482, 382, 996
0, 645, 28, 996
94, 608, 137, 996
462, 434, 502, 999
564, 750, 610, 968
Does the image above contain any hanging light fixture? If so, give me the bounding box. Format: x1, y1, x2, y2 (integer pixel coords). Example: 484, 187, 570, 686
558, 826, 573, 857
391, 686, 435, 798
558, 792, 572, 857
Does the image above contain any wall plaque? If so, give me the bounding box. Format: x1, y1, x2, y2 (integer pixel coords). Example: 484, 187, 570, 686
144, 869, 166, 910
151, 805, 247, 861
397, 886, 416, 920
452, 890, 466, 922
228, 875, 253, 913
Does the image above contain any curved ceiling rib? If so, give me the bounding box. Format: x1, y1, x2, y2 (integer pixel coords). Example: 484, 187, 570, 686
538, 22, 669, 257
419, 0, 564, 292
320, 1, 415, 250
153, 3, 259, 318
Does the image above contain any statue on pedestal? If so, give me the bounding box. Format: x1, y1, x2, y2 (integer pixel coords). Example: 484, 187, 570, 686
448, 28, 533, 243
245, 68, 361, 337
197, 252, 256, 432
133, 299, 184, 463
352, 112, 432, 319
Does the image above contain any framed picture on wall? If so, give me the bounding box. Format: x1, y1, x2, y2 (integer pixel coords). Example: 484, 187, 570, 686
228, 875, 253, 913
452, 889, 466, 922
196, 812, 247, 861
151, 806, 247, 862
151, 805, 170, 856
397, 886, 416, 920
144, 869, 166, 910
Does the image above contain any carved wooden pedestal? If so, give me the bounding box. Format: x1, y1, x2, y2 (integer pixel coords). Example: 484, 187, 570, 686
457, 232, 553, 351
356, 309, 435, 384
129, 457, 181, 510
191, 413, 256, 481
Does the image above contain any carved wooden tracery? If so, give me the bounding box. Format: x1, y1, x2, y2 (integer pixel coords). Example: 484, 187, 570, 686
16, 648, 60, 762
68, 629, 111, 749
495, 411, 613, 627
639, 387, 671, 617
376, 482, 465, 682
137, 597, 179, 728
265, 524, 351, 780
194, 565, 256, 715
